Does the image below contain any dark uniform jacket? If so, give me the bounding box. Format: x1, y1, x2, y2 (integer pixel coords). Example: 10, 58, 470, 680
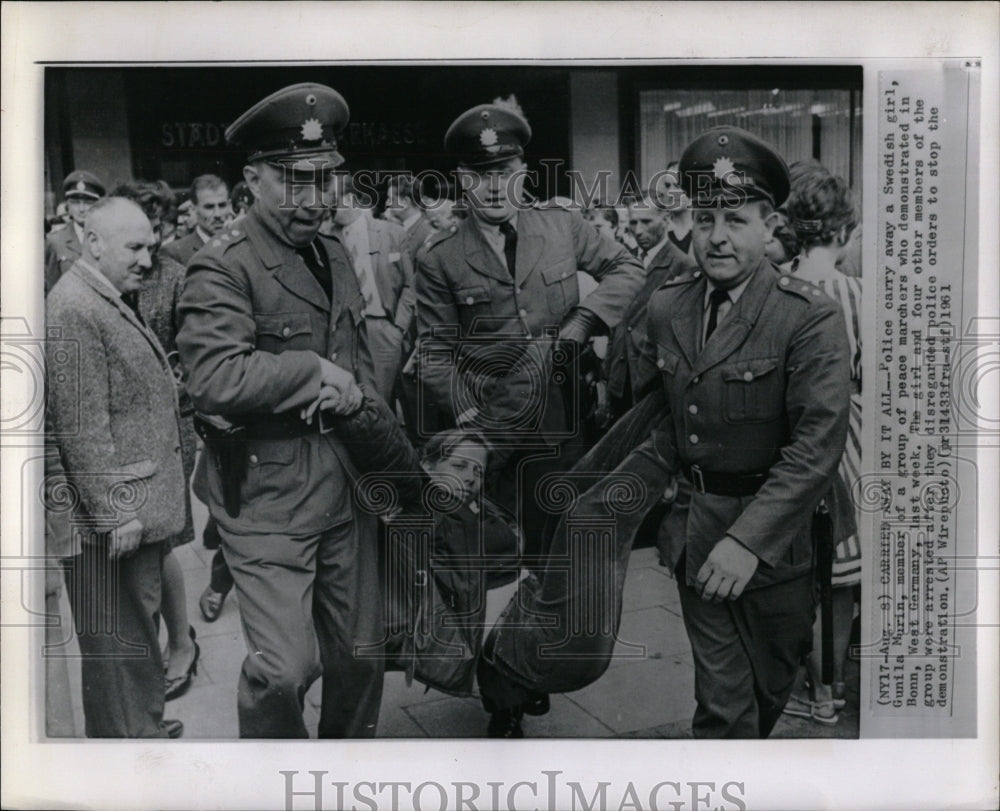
46, 263, 187, 546
604, 240, 697, 405
416, 201, 645, 436
402, 213, 435, 264
44, 225, 83, 295
176, 207, 376, 537
160, 230, 206, 267
641, 259, 851, 589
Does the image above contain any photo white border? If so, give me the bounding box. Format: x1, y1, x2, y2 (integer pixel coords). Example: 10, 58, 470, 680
2, 3, 997, 809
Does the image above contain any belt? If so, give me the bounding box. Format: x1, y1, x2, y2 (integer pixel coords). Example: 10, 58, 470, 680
681, 463, 769, 497
243, 414, 320, 440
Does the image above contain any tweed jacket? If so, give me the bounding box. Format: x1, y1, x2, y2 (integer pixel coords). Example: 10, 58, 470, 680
45, 263, 187, 546
416, 200, 645, 436
332, 215, 416, 333
44, 225, 83, 295
641, 259, 851, 589
604, 239, 698, 403
176, 206, 377, 537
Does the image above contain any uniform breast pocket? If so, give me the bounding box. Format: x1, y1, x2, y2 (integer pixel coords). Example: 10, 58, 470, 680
653, 343, 681, 393
244, 440, 295, 521
721, 357, 783, 424
540, 263, 579, 316
254, 312, 312, 354
455, 285, 493, 332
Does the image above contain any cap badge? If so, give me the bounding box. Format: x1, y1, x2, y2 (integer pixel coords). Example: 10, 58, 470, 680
479, 127, 498, 147
712, 156, 737, 181
301, 118, 324, 141
76, 181, 87, 191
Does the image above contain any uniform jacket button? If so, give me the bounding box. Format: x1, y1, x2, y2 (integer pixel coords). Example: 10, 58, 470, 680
657, 358, 665, 368
465, 296, 475, 305
743, 371, 753, 381
689, 434, 699, 444
688, 404, 698, 415
249, 454, 259, 465
692, 375, 700, 384
282, 326, 291, 337
519, 309, 528, 318
330, 352, 338, 361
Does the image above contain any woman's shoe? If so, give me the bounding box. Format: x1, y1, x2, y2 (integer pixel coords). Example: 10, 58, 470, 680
165, 628, 199, 701
783, 692, 840, 726
199, 585, 228, 622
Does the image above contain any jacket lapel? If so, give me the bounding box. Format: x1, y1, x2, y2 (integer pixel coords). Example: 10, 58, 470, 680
462, 220, 512, 284
69, 264, 175, 376
513, 211, 545, 287
690, 260, 774, 377
669, 276, 704, 367
244, 209, 331, 313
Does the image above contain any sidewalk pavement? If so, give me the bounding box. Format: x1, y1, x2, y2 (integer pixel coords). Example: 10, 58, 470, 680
59, 495, 859, 739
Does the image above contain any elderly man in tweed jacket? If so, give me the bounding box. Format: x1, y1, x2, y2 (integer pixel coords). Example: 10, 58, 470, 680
46, 197, 188, 738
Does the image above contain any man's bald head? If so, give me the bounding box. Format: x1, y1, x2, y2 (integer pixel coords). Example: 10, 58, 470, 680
82, 197, 155, 295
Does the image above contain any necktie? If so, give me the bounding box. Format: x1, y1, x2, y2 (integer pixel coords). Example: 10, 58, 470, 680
121, 291, 146, 326
499, 220, 517, 279
704, 288, 730, 343
297, 243, 332, 302
346, 239, 379, 313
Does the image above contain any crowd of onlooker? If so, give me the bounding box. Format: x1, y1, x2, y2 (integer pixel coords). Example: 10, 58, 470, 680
44, 144, 863, 738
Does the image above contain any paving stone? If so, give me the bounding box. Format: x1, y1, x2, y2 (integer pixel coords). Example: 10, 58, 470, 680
404, 695, 487, 737
195, 627, 246, 690
168, 682, 238, 739
609, 605, 695, 668
566, 657, 696, 734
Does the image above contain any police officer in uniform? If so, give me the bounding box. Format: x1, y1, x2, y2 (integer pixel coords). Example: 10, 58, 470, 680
416, 101, 645, 565
45, 170, 106, 294
639, 126, 851, 737
176, 84, 383, 738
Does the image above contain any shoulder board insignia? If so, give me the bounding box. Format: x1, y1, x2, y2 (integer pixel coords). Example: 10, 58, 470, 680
777, 273, 823, 301
423, 226, 458, 252
661, 269, 703, 288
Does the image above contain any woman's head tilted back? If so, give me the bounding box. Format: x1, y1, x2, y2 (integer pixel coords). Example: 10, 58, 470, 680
420, 429, 491, 504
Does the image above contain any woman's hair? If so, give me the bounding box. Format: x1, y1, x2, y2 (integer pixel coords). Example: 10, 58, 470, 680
111, 180, 172, 222
419, 429, 490, 467
784, 167, 858, 251
769, 210, 801, 264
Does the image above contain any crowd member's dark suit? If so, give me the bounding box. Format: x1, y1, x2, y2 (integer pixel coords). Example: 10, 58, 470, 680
331, 216, 415, 400
44, 225, 83, 295
639, 259, 851, 737
416, 200, 645, 558
46, 262, 187, 737
160, 229, 207, 267
604, 240, 697, 415
176, 207, 383, 738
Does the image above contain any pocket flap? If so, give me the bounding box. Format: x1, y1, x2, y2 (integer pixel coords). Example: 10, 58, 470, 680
540, 264, 576, 285
722, 357, 779, 382
117, 459, 158, 479
456, 285, 491, 305
247, 440, 295, 467
255, 313, 311, 340
655, 344, 680, 374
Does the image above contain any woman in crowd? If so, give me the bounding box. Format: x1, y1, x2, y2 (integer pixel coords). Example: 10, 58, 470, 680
781, 166, 863, 725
